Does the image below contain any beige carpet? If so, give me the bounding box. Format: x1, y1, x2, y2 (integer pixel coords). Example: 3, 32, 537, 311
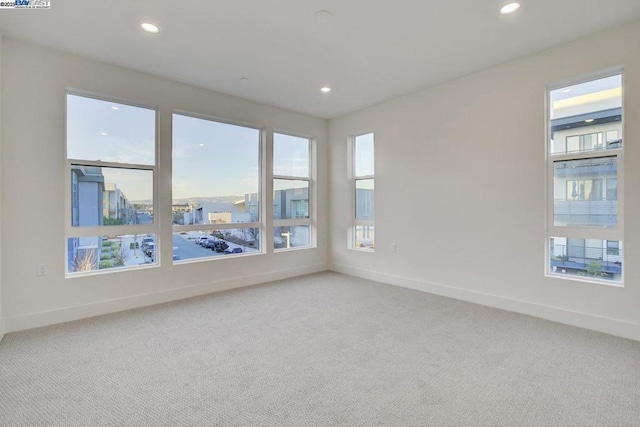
1, 272, 639, 426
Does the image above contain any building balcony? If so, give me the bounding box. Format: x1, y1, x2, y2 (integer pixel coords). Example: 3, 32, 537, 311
553, 200, 616, 227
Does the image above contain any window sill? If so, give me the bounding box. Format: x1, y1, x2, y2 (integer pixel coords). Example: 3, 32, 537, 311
66, 262, 158, 279
349, 247, 374, 253
545, 271, 623, 287
274, 246, 315, 253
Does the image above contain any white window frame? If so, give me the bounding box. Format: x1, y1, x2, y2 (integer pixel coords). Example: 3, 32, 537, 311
171, 111, 266, 263
272, 130, 316, 252
349, 132, 375, 252
545, 69, 624, 285
65, 91, 159, 277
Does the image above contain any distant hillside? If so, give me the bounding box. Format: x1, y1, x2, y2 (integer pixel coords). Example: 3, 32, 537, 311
174, 196, 243, 205
131, 196, 244, 205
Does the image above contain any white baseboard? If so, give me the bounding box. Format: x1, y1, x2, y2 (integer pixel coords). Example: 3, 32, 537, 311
330, 263, 640, 342
5, 263, 328, 333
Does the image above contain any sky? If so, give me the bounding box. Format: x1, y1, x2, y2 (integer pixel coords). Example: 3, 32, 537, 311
172, 114, 259, 200
67, 94, 311, 202
355, 133, 374, 177
67, 94, 155, 201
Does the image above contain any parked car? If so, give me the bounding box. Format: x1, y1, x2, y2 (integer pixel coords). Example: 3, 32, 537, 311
212, 241, 229, 252
141, 237, 154, 250
172, 254, 181, 261
224, 247, 243, 254
202, 239, 216, 249
195, 237, 208, 245
144, 242, 155, 257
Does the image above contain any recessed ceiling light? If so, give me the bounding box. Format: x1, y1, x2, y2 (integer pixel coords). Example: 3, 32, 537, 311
320, 87, 331, 93
561, 89, 571, 93
101, 132, 108, 136
500, 3, 520, 15
585, 119, 595, 123
199, 144, 205, 147
111, 106, 119, 110
240, 77, 249, 82
141, 22, 160, 33
314, 10, 333, 23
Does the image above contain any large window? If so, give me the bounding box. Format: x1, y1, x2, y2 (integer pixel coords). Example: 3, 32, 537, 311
351, 133, 375, 250
273, 132, 313, 250
66, 93, 158, 275
547, 73, 623, 283
172, 114, 262, 262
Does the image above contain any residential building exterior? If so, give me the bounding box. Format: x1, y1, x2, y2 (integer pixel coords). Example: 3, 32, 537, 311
103, 183, 132, 224
68, 166, 104, 271
274, 187, 309, 220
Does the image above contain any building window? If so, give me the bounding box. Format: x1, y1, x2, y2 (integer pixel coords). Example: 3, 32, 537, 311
548, 73, 623, 283
273, 132, 313, 251
352, 133, 375, 250
66, 93, 158, 275
172, 113, 262, 262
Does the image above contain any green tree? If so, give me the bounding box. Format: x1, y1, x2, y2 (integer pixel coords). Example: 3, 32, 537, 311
587, 260, 607, 278
103, 217, 125, 225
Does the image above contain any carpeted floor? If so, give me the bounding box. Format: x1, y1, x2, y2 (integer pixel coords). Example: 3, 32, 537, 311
1, 272, 639, 426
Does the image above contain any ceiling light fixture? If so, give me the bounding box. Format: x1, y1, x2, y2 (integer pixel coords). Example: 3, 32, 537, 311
101, 132, 108, 136
111, 106, 119, 110
585, 119, 595, 123
320, 87, 331, 93
561, 89, 571, 93
500, 3, 520, 15
141, 22, 160, 33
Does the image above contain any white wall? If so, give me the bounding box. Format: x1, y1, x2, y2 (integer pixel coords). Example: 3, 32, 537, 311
329, 20, 640, 341
0, 35, 4, 341
1, 39, 329, 332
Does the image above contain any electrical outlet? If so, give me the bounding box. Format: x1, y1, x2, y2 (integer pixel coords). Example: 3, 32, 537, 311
37, 264, 49, 276
391, 243, 397, 253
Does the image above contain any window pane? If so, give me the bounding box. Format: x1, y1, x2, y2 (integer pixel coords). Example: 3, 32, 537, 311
172, 114, 260, 223
173, 229, 260, 262
67, 234, 156, 274
71, 166, 153, 227
355, 133, 374, 177
549, 74, 622, 155
66, 94, 155, 165
553, 157, 617, 227
606, 130, 620, 146
274, 179, 309, 220
355, 179, 375, 220
607, 240, 620, 255
274, 133, 309, 177
354, 225, 375, 250
274, 226, 310, 250
549, 237, 621, 282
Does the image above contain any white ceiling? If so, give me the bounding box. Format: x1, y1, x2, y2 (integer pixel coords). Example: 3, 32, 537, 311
0, 1, 639, 119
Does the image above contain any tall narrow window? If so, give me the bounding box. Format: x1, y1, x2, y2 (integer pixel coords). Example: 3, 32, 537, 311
66, 93, 157, 275
352, 133, 375, 250
273, 132, 313, 250
548, 73, 623, 283
172, 114, 261, 262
